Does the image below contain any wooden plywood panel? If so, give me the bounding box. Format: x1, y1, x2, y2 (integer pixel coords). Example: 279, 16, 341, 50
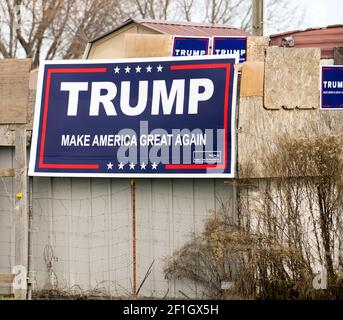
124, 34, 172, 58
240, 62, 264, 97
238, 96, 343, 178
264, 47, 320, 110
0, 125, 14, 145
0, 124, 31, 146
27, 89, 36, 129
247, 36, 269, 62
0, 168, 14, 177
0, 59, 31, 124
0, 273, 14, 283
29, 69, 38, 90
334, 47, 343, 65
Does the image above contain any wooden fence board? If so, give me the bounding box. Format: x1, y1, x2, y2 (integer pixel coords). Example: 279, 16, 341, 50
0, 59, 31, 124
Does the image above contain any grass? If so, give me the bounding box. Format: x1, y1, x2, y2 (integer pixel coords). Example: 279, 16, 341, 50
0, 295, 15, 300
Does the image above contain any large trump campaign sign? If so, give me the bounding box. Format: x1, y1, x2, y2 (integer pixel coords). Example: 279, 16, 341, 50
29, 55, 238, 177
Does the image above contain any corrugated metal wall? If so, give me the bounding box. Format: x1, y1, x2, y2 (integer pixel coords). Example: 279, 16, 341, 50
0, 147, 234, 298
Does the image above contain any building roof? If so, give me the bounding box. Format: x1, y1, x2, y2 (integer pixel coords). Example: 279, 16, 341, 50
135, 18, 250, 37
89, 18, 249, 43
269, 24, 343, 59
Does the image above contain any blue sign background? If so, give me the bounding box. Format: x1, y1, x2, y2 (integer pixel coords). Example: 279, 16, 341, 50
321, 66, 343, 109
172, 37, 210, 56
29, 56, 237, 177
213, 37, 247, 63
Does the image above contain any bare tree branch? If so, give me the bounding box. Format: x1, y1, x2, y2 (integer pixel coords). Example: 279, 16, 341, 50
0, 0, 305, 65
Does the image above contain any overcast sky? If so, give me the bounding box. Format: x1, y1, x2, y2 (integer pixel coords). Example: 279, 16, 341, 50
304, 0, 343, 26
269, 0, 343, 34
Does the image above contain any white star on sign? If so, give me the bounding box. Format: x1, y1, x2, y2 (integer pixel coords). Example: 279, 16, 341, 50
125, 66, 131, 73
114, 66, 120, 73
146, 65, 152, 72
157, 65, 163, 72
151, 162, 158, 170
129, 162, 136, 170
140, 162, 147, 170
135, 65, 142, 73
118, 162, 124, 170
107, 162, 114, 170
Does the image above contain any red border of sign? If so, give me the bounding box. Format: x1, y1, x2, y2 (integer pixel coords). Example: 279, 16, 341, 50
38, 63, 231, 172
165, 63, 231, 170
38, 67, 107, 169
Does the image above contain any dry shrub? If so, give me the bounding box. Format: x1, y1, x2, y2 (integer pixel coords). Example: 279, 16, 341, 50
164, 209, 240, 299
164, 135, 343, 299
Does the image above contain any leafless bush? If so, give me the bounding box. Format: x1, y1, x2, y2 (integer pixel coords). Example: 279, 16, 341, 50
164, 135, 343, 299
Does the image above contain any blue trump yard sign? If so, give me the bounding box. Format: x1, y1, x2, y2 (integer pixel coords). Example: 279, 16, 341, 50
29, 55, 238, 178
171, 36, 210, 56
321, 65, 343, 110
212, 36, 247, 63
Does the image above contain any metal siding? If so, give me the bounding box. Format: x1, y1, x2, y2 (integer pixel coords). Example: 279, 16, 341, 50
270, 25, 343, 59
0, 147, 234, 297
89, 18, 250, 44
140, 22, 249, 37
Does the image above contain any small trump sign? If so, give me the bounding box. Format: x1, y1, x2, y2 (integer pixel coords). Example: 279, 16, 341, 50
171, 36, 210, 57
